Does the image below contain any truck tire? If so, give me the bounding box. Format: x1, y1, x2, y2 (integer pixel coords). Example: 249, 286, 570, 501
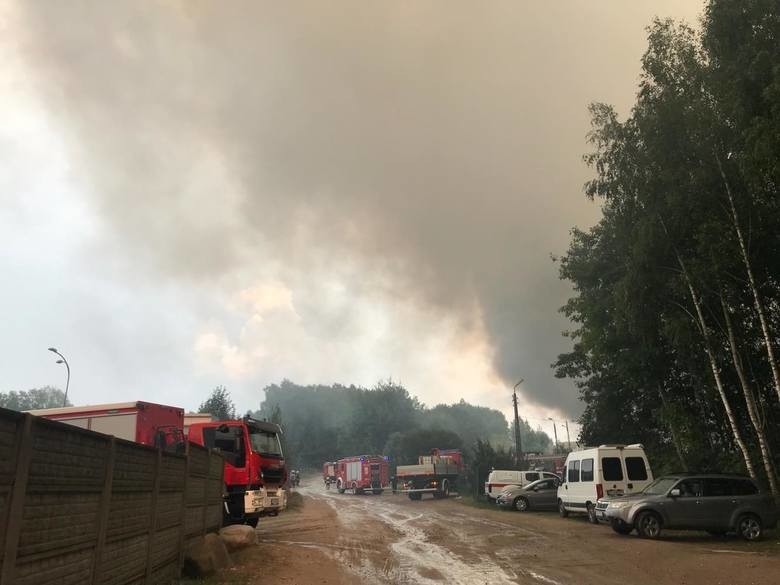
433, 479, 450, 499
409, 492, 422, 501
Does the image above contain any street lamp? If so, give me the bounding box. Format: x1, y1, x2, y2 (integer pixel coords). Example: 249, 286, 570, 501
547, 417, 559, 452
48, 347, 70, 407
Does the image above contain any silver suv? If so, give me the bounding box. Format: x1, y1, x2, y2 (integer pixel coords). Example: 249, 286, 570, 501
597, 474, 778, 540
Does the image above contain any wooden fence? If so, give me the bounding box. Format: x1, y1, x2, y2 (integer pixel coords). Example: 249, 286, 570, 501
0, 408, 224, 585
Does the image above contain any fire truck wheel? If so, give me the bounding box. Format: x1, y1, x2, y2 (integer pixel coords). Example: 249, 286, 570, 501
409, 492, 422, 501
245, 518, 259, 528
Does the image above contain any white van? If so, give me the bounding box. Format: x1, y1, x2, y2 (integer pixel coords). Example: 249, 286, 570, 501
557, 444, 653, 523
485, 469, 560, 501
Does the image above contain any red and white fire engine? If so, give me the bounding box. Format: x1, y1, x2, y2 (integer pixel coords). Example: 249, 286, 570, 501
335, 455, 389, 495
323, 461, 337, 486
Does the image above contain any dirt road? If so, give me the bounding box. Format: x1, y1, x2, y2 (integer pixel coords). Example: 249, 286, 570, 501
227, 481, 780, 585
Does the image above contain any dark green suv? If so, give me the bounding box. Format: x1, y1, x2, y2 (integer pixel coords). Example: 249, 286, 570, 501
596, 474, 778, 540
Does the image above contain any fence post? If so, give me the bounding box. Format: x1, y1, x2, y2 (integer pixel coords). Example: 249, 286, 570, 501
143, 448, 163, 585
202, 450, 211, 537
176, 442, 191, 574
1, 414, 33, 585
91, 437, 116, 585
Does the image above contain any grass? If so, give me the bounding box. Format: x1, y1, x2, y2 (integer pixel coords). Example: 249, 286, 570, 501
457, 494, 500, 512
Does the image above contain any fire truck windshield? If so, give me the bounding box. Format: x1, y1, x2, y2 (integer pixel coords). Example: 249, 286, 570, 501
249, 429, 283, 457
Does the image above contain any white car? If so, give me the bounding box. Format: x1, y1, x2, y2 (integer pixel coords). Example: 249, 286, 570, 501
485, 469, 560, 501
557, 444, 653, 523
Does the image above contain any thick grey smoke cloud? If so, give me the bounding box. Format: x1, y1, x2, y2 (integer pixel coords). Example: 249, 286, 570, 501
12, 1, 703, 415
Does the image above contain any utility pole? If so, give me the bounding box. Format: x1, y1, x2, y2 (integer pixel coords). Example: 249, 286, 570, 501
548, 418, 559, 452
513, 380, 524, 469
564, 420, 571, 451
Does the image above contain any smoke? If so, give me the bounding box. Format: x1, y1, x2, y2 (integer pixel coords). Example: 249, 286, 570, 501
9, 1, 702, 415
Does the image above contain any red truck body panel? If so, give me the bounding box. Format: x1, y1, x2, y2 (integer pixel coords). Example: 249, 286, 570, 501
323, 461, 337, 482
335, 455, 389, 492
28, 401, 184, 449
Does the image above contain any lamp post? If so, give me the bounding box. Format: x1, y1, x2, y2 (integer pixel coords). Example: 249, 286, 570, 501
48, 347, 70, 407
547, 417, 559, 452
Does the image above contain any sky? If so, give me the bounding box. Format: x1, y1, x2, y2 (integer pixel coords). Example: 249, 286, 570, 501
0, 0, 705, 439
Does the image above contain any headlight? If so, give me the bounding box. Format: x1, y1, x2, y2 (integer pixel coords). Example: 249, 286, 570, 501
608, 501, 630, 510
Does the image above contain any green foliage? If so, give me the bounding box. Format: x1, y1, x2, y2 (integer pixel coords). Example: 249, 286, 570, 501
254, 379, 545, 471
556, 2, 780, 486
384, 428, 463, 469
198, 385, 236, 421
0, 386, 71, 410
510, 419, 554, 454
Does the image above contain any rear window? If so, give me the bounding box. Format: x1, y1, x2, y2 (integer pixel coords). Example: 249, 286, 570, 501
705, 478, 758, 497
625, 457, 648, 481
525, 472, 540, 482
602, 457, 623, 481
706, 478, 733, 496
731, 479, 759, 496
581, 458, 594, 482
568, 460, 580, 483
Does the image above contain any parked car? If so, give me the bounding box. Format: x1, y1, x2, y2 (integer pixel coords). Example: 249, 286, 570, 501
485, 469, 560, 501
596, 473, 778, 541
558, 444, 653, 523
496, 477, 561, 512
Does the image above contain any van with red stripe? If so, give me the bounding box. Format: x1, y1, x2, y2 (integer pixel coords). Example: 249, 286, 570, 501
485, 469, 560, 501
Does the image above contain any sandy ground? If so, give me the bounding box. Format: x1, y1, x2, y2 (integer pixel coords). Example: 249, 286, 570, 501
220, 480, 780, 585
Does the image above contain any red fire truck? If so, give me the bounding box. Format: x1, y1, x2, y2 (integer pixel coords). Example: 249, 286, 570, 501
335, 455, 389, 495
396, 448, 463, 500
28, 401, 185, 451
323, 461, 337, 487
187, 416, 288, 527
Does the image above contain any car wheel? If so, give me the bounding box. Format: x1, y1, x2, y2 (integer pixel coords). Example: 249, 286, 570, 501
409, 492, 422, 501
636, 511, 662, 539
514, 497, 529, 512
737, 514, 762, 541
611, 519, 633, 535
558, 499, 568, 518
586, 503, 599, 524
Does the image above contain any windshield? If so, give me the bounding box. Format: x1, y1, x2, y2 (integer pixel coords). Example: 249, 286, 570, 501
642, 477, 679, 495
249, 428, 283, 457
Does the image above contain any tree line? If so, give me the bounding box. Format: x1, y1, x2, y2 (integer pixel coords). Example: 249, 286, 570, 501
249, 379, 551, 474
555, 0, 780, 493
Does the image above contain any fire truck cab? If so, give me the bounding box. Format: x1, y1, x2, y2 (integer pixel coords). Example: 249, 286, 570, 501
187, 417, 287, 527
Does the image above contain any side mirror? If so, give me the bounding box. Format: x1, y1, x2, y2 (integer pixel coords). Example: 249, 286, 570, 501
669, 488, 681, 497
